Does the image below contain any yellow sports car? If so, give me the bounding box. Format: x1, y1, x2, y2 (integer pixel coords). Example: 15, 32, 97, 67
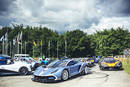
88, 58, 95, 64
99, 57, 122, 70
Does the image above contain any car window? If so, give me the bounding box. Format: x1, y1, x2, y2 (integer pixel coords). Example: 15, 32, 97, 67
7, 59, 14, 65
47, 60, 68, 68
67, 61, 78, 66
103, 58, 116, 63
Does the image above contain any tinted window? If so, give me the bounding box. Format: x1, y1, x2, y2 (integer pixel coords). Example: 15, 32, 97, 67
47, 60, 68, 68
103, 58, 116, 63
67, 61, 78, 66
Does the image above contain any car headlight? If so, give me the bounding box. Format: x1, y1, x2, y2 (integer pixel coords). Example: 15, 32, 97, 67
51, 69, 59, 74
103, 64, 107, 67
101, 63, 107, 67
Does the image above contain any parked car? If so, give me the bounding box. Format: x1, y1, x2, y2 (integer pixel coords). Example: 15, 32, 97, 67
32, 58, 52, 71
0, 59, 32, 75
0, 55, 12, 65
18, 57, 38, 70
31, 59, 89, 82
79, 58, 92, 67
99, 57, 122, 70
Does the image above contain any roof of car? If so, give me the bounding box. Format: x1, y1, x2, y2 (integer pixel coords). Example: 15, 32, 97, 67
103, 57, 115, 60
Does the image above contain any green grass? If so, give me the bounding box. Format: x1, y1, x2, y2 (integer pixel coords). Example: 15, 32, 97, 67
122, 61, 130, 74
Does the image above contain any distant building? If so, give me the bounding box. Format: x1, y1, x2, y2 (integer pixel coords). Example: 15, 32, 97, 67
124, 49, 130, 55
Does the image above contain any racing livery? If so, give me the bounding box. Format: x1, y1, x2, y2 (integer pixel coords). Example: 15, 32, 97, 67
32, 59, 89, 82
99, 57, 122, 70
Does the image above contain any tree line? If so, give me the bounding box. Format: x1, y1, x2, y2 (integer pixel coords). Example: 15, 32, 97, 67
0, 24, 130, 58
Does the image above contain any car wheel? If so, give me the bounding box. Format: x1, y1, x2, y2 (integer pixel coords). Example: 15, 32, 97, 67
33, 63, 39, 70
119, 66, 123, 70
100, 66, 104, 70
31, 76, 36, 82
19, 67, 28, 75
62, 70, 69, 81
83, 66, 89, 74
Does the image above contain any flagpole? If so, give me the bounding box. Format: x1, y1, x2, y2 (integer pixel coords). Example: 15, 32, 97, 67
25, 41, 26, 54
21, 41, 22, 54
10, 42, 11, 56
2, 40, 4, 54
48, 41, 50, 57
65, 40, 67, 57
6, 41, 8, 55
57, 41, 58, 58
41, 40, 42, 56
6, 32, 8, 55
21, 32, 22, 54
33, 45, 34, 58
18, 43, 19, 54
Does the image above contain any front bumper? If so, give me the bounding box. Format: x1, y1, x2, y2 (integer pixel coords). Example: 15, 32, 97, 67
100, 65, 122, 70
32, 75, 58, 82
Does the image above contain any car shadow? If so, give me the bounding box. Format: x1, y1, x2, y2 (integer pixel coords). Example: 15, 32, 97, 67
42, 72, 93, 84
88, 64, 96, 68
0, 71, 33, 77
101, 68, 124, 71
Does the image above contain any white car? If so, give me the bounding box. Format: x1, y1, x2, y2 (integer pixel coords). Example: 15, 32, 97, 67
0, 60, 32, 75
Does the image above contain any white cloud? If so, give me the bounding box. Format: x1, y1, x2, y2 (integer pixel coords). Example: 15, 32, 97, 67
10, 0, 101, 32
0, 25, 2, 29
4, 0, 129, 33
85, 17, 130, 34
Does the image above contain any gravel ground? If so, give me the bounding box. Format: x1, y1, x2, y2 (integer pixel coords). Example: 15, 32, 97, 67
0, 64, 130, 87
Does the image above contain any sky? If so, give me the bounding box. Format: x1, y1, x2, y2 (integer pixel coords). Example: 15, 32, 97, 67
0, 0, 130, 34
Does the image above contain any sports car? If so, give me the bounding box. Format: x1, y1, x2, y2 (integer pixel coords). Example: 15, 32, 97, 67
88, 58, 95, 64
0, 55, 12, 65
31, 59, 89, 82
99, 57, 122, 70
0, 59, 32, 75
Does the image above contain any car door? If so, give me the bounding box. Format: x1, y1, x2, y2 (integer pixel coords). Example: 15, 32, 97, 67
0, 60, 18, 72
67, 60, 79, 76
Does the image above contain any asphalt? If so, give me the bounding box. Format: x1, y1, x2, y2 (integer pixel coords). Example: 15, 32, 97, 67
0, 64, 130, 87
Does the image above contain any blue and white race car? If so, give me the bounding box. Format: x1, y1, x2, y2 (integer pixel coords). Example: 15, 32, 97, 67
32, 59, 89, 82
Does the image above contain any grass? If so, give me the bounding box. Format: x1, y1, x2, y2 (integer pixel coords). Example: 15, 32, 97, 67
122, 62, 130, 74
119, 58, 130, 74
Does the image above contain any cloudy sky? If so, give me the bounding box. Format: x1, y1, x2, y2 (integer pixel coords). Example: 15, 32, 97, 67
0, 0, 130, 34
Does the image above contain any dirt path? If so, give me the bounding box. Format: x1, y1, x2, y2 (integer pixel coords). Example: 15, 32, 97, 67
0, 65, 130, 87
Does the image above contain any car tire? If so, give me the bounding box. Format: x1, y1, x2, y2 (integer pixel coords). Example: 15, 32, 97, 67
61, 70, 69, 81
83, 66, 89, 75
19, 67, 29, 75
100, 66, 104, 70
33, 63, 39, 70
31, 76, 36, 82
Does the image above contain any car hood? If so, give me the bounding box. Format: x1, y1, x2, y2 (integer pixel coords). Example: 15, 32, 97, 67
104, 61, 120, 66
34, 66, 62, 76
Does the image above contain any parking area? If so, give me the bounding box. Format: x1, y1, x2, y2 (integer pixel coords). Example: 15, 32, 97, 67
0, 64, 130, 87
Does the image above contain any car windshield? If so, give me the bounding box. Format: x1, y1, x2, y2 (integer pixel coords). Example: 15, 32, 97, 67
19, 58, 36, 64
47, 60, 68, 68
103, 58, 116, 63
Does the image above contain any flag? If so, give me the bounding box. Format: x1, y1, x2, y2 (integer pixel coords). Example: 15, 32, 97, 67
0, 36, 4, 41
0, 32, 8, 42
19, 32, 22, 40
13, 38, 16, 45
33, 41, 37, 46
4, 32, 8, 42
16, 32, 22, 45
16, 33, 20, 43
40, 40, 42, 46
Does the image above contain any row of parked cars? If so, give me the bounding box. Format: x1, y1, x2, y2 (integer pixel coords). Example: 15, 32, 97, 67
0, 54, 52, 75
0, 55, 122, 83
